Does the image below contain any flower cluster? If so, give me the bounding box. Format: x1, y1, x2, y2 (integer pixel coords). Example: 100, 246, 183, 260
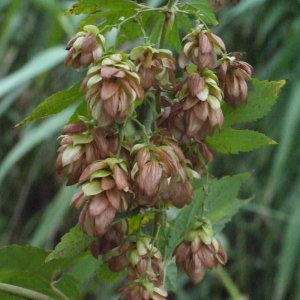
174, 218, 227, 283
58, 21, 253, 298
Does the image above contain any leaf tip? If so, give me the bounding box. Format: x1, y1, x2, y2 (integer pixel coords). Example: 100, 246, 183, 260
269, 139, 278, 145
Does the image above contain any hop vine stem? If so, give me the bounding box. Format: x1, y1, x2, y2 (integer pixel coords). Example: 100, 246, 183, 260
0, 282, 59, 300
151, 0, 178, 279
155, 0, 177, 116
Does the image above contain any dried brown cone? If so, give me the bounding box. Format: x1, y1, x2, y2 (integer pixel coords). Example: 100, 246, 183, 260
56, 123, 119, 185
218, 54, 253, 107
179, 24, 225, 71
64, 25, 105, 69
70, 158, 132, 236
176, 70, 224, 140
174, 237, 227, 284
119, 282, 167, 300
156, 98, 187, 142
130, 46, 176, 91
183, 141, 214, 174
130, 138, 194, 208
80, 54, 144, 126
109, 237, 165, 285
89, 220, 128, 258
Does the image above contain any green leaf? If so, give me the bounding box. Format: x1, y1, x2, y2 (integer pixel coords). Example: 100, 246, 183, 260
182, 0, 218, 25
15, 80, 84, 127
45, 225, 95, 262
203, 173, 250, 222
212, 198, 252, 232
54, 273, 80, 299
166, 11, 193, 50
0, 245, 80, 299
163, 173, 250, 259
205, 128, 276, 154
165, 260, 178, 293
97, 261, 126, 283
223, 79, 286, 127
115, 16, 142, 47
66, 0, 137, 15
142, 11, 165, 46
68, 100, 88, 123
68, 0, 139, 39
166, 16, 181, 50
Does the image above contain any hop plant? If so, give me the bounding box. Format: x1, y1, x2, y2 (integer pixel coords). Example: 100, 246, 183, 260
10, 0, 283, 299
30, 0, 266, 298
57, 13, 253, 295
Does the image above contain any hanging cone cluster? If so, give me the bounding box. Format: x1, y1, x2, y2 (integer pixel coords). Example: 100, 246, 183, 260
57, 14, 253, 297
174, 218, 228, 284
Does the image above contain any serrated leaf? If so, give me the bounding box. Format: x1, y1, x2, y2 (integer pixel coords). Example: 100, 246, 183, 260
0, 245, 80, 299
66, 0, 137, 15
15, 80, 84, 127
203, 173, 251, 222
162, 173, 250, 259
68, 0, 139, 40
205, 128, 276, 154
68, 100, 88, 124
223, 79, 286, 126
212, 198, 252, 232
46, 225, 95, 262
182, 0, 218, 25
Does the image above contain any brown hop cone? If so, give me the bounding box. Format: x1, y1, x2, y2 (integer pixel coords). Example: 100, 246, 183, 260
80, 53, 144, 126
183, 141, 214, 174
131, 138, 196, 208
174, 218, 228, 284
179, 24, 225, 70
109, 237, 164, 285
177, 68, 224, 140
119, 281, 167, 300
64, 25, 105, 69
89, 220, 128, 258
157, 98, 187, 142
70, 158, 132, 236
218, 54, 253, 107
56, 123, 119, 185
130, 46, 176, 91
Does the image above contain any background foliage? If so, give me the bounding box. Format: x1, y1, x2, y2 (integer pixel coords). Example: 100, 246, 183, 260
0, 0, 299, 299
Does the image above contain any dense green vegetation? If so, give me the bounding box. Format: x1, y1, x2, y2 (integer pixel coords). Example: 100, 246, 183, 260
0, 0, 299, 299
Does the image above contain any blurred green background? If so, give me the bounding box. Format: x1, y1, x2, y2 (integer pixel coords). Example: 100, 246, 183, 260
0, 0, 299, 299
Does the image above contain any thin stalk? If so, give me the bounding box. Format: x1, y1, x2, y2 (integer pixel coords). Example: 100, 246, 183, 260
155, 0, 176, 115
131, 118, 149, 140
50, 283, 70, 300
216, 267, 245, 300
0, 282, 56, 300
116, 119, 131, 157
